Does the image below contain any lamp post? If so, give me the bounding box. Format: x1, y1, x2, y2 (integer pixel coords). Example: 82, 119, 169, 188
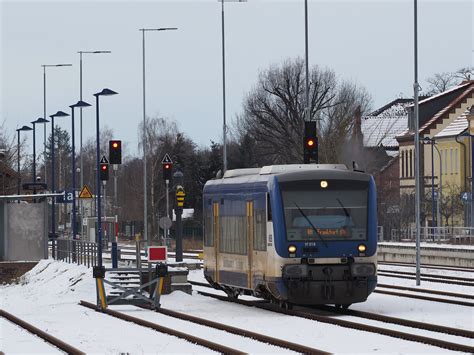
16, 125, 33, 196
49, 110, 69, 258
70, 101, 91, 239
422, 137, 442, 235
139, 27, 177, 249
77, 51, 111, 236
94, 88, 118, 268
41, 64, 72, 185
304, 0, 312, 140
219, 0, 247, 174
413, 0, 421, 286
31, 118, 49, 183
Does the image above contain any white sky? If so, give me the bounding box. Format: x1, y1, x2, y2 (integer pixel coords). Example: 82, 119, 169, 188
1, 0, 473, 156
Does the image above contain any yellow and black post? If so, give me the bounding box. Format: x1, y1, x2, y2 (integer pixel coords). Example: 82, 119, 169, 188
93, 266, 107, 310
154, 263, 168, 309
175, 185, 185, 262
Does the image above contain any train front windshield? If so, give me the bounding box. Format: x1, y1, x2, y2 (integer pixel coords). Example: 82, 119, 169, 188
281, 180, 369, 241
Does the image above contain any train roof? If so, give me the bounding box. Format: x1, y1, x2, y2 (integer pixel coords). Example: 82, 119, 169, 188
205, 164, 370, 191
223, 164, 349, 179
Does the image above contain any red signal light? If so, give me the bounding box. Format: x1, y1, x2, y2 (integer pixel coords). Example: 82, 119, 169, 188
164, 164, 170, 169
101, 165, 107, 171
112, 142, 119, 149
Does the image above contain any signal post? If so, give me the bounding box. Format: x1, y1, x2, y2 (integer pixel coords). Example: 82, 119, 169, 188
175, 185, 185, 262
162, 154, 173, 246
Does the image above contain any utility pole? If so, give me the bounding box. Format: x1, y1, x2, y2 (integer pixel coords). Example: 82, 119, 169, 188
413, 0, 421, 286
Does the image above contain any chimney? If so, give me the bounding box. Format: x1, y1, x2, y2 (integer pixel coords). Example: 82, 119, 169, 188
353, 106, 362, 144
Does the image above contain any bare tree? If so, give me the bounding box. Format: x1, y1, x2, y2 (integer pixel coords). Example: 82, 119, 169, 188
425, 67, 473, 95
426, 72, 458, 94
439, 183, 464, 227
455, 66, 474, 81
238, 57, 371, 165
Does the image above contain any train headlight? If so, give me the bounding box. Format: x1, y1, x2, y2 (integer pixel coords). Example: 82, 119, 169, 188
357, 244, 367, 253
288, 245, 297, 253
320, 180, 328, 188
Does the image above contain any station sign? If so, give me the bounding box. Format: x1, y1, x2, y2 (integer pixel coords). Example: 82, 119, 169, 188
56, 190, 73, 203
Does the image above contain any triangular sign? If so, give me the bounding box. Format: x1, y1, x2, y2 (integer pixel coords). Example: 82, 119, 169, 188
78, 185, 93, 199
100, 155, 109, 164
162, 153, 173, 164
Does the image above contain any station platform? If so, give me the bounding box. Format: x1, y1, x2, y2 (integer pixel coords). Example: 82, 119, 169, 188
378, 242, 474, 268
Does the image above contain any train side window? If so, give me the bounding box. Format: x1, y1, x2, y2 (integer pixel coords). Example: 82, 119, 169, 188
204, 203, 213, 247
254, 207, 267, 251
220, 199, 247, 255
267, 194, 272, 221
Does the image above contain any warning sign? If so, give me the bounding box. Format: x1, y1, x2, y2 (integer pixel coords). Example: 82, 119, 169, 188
79, 185, 93, 199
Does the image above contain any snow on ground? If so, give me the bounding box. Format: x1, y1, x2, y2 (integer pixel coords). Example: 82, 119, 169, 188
1, 259, 472, 354
1, 318, 61, 354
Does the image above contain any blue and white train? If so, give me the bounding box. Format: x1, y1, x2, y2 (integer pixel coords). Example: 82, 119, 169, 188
203, 164, 377, 308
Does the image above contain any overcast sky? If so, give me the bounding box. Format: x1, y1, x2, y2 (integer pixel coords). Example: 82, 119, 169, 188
1, 0, 473, 158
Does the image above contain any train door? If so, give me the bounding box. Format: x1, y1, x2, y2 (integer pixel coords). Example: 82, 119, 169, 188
246, 201, 254, 289
213, 201, 220, 282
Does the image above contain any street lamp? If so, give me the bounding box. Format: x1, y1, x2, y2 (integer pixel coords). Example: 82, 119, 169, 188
94, 88, 118, 268
16, 125, 33, 195
31, 118, 49, 183
77, 51, 111, 236
219, 0, 247, 174
49, 110, 69, 258
70, 101, 92, 239
139, 27, 177, 249
422, 137, 442, 234
41, 64, 72, 185
412, 0, 422, 286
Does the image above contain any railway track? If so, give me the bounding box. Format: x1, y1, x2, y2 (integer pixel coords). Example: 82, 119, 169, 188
137, 304, 329, 354
378, 269, 474, 286
377, 283, 474, 300
190, 282, 474, 353
80, 300, 328, 354
0, 309, 84, 355
378, 261, 474, 273
373, 289, 474, 307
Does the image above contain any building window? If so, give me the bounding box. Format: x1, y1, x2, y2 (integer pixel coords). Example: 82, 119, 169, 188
409, 149, 413, 177
405, 150, 409, 177
401, 151, 405, 177
455, 148, 458, 174
450, 148, 453, 174
444, 149, 448, 175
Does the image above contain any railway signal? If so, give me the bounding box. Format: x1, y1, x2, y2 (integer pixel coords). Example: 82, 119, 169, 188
99, 155, 109, 181
99, 163, 109, 181
303, 121, 318, 164
109, 140, 122, 164
162, 154, 173, 182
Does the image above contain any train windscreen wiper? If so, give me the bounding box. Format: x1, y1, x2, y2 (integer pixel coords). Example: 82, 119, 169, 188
294, 202, 328, 248
336, 198, 350, 217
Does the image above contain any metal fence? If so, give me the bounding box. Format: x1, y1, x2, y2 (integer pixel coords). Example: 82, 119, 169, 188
389, 226, 474, 245
54, 238, 98, 267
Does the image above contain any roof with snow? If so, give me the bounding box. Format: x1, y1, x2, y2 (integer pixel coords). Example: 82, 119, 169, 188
434, 107, 470, 139
397, 80, 474, 141
361, 98, 412, 150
